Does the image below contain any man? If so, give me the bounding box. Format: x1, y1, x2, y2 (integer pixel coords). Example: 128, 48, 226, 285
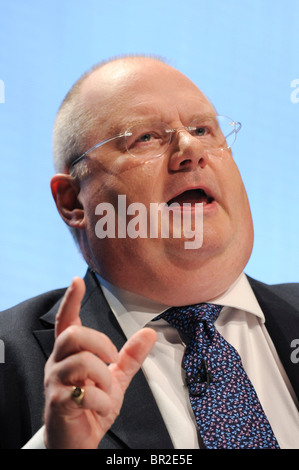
0, 56, 298, 449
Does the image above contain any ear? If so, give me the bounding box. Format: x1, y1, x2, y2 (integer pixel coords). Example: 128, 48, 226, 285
50, 174, 86, 229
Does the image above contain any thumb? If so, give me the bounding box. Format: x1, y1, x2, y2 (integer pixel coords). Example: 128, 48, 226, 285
111, 328, 157, 392
55, 277, 86, 338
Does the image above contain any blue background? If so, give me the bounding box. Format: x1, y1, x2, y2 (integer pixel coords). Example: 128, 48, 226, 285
0, 0, 298, 310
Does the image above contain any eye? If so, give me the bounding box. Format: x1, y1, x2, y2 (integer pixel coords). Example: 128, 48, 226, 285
193, 126, 208, 137
125, 122, 171, 158
188, 118, 217, 141
136, 132, 154, 143
127, 123, 169, 149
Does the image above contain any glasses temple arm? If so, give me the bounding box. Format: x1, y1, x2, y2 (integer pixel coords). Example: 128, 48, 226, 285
70, 132, 130, 168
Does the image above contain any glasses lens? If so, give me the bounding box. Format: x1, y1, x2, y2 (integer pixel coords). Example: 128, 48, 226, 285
125, 122, 171, 159
188, 115, 237, 151
216, 115, 237, 149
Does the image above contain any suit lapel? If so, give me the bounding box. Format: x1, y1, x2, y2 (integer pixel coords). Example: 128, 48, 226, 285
33, 270, 173, 449
248, 276, 299, 402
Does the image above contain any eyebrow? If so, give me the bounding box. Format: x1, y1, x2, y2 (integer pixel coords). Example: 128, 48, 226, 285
114, 112, 218, 130
189, 112, 218, 121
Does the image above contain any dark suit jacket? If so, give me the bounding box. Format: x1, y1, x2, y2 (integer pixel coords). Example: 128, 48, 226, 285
0, 269, 298, 449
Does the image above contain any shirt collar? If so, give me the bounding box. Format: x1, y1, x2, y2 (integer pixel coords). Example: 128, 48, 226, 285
96, 272, 265, 339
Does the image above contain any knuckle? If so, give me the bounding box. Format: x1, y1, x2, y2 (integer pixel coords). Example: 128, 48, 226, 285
44, 361, 59, 388
65, 324, 81, 339
76, 350, 92, 366
55, 324, 82, 351
48, 388, 65, 410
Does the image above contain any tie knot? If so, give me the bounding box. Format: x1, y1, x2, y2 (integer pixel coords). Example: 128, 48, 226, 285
156, 303, 222, 336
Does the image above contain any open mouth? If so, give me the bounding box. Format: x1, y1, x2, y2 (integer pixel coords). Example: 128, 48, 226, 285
167, 189, 214, 206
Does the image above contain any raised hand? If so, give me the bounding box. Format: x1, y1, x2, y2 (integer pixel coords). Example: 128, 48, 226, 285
43, 277, 157, 448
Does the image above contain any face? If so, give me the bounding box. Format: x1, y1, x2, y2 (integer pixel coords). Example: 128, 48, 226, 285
59, 58, 254, 305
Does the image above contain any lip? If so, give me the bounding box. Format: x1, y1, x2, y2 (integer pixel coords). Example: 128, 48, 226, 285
167, 185, 215, 206
164, 185, 219, 215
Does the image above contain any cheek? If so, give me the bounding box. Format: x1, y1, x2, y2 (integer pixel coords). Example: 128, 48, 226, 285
215, 156, 253, 230
112, 158, 165, 205
80, 158, 164, 220
218, 156, 247, 206
226, 172, 253, 238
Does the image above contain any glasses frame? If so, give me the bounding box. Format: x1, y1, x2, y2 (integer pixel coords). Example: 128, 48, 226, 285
70, 115, 242, 168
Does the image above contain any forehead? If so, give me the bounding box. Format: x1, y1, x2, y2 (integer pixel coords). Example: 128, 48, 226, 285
80, 59, 215, 133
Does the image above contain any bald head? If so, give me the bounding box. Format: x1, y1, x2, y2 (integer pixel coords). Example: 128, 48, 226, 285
52, 56, 209, 174
52, 56, 162, 173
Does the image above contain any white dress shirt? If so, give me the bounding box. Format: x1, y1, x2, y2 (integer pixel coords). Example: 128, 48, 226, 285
98, 272, 299, 449
23, 273, 299, 449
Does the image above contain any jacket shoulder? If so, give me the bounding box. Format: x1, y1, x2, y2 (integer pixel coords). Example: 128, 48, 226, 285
0, 288, 66, 333
268, 282, 299, 305
248, 277, 299, 310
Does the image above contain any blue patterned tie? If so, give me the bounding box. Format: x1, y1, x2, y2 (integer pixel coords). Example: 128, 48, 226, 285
155, 304, 279, 449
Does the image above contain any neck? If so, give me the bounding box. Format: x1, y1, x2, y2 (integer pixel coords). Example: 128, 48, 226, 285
93, 256, 246, 306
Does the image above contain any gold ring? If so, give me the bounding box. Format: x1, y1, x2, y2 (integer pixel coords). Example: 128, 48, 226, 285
71, 386, 85, 407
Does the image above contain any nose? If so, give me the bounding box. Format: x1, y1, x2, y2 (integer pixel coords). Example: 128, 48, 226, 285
168, 128, 209, 172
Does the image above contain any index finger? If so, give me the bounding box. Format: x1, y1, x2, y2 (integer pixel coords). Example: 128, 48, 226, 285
55, 277, 86, 338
